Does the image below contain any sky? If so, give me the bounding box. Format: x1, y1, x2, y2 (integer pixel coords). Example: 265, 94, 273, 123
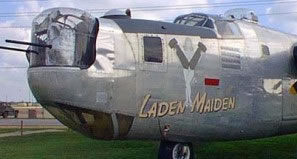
0, 0, 295, 102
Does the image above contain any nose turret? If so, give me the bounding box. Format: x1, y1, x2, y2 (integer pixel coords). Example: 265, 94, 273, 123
29, 8, 98, 69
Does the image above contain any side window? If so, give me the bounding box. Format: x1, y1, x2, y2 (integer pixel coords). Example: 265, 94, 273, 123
293, 47, 297, 64
143, 37, 163, 63
261, 45, 270, 56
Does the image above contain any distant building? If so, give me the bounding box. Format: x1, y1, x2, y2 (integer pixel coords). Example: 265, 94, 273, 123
0, 102, 10, 107
9, 102, 42, 108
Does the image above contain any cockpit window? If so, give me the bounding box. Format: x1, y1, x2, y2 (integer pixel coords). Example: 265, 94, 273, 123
185, 18, 198, 26
173, 13, 214, 29
174, 13, 243, 38
30, 8, 98, 69
204, 19, 215, 29
187, 16, 206, 26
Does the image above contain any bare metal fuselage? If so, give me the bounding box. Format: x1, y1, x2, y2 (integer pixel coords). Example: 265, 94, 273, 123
27, 8, 297, 143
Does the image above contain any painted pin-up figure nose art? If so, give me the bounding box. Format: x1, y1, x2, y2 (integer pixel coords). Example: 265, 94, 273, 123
169, 38, 207, 107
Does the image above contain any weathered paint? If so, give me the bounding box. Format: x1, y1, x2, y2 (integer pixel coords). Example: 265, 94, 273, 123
26, 8, 297, 143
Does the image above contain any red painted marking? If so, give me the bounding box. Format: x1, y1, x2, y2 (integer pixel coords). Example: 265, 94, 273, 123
205, 78, 220, 86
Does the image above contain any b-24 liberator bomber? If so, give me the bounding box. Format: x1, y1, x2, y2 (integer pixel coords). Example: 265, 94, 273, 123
1, 7, 297, 159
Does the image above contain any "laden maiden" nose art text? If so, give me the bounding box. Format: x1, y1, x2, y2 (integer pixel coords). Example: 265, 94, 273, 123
139, 93, 236, 118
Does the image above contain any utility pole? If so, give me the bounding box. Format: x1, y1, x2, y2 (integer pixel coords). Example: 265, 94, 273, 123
28, 89, 31, 103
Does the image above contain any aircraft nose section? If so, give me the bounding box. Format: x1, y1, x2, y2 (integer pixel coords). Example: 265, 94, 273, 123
28, 68, 100, 106
27, 68, 119, 140
28, 68, 59, 102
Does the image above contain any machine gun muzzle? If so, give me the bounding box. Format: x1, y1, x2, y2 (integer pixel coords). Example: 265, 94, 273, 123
0, 39, 52, 55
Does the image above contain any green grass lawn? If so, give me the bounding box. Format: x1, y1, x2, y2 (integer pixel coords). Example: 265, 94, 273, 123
1, 129, 297, 159
0, 128, 19, 134
0, 128, 51, 134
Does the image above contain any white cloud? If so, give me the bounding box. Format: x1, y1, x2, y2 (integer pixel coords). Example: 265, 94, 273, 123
266, 3, 297, 35
0, 21, 30, 68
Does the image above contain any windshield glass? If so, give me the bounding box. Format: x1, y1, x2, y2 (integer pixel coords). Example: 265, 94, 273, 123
174, 13, 215, 29
30, 8, 98, 68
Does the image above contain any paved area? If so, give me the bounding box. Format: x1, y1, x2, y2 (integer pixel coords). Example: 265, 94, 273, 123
0, 129, 65, 138
0, 119, 63, 126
